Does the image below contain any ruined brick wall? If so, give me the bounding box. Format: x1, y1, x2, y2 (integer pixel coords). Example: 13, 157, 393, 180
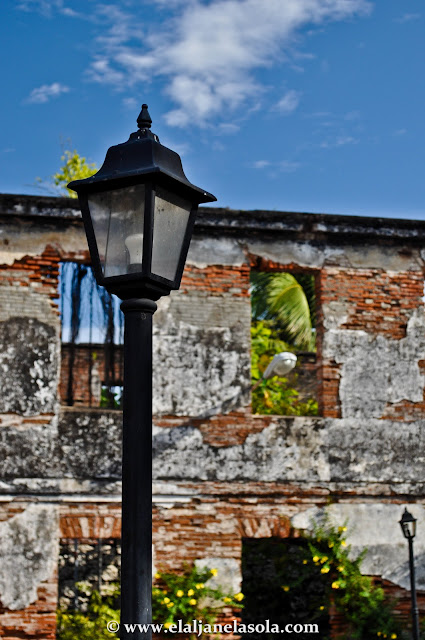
318, 266, 425, 418
1, 196, 425, 638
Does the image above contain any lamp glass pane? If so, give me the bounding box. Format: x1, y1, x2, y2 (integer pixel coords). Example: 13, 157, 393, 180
152, 186, 191, 281
88, 184, 145, 277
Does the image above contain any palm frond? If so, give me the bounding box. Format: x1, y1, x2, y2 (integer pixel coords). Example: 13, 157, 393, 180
250, 272, 276, 321
265, 273, 313, 350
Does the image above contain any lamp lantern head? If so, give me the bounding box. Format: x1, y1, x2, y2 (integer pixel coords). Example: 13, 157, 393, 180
68, 104, 216, 301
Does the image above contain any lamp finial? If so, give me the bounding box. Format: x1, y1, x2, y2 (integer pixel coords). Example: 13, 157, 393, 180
137, 104, 152, 130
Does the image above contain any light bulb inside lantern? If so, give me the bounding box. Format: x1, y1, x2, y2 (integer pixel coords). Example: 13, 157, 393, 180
125, 233, 144, 266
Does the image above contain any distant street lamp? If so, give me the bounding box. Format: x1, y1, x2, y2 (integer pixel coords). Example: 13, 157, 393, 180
399, 508, 420, 640
263, 352, 297, 379
252, 352, 297, 392
68, 103, 216, 639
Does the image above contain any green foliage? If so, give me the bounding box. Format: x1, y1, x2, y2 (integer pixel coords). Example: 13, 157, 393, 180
52, 149, 97, 198
57, 582, 119, 640
100, 386, 122, 410
57, 566, 243, 639
289, 518, 403, 640
153, 565, 243, 630
251, 320, 318, 416
251, 271, 316, 350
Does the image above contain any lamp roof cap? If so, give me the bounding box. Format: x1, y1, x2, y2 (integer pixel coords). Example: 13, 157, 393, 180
67, 102, 216, 205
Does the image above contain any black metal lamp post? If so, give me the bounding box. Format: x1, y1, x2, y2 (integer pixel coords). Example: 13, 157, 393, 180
399, 508, 420, 640
68, 104, 216, 639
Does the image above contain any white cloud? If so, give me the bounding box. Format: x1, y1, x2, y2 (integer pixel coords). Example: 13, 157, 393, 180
393, 128, 407, 136
320, 135, 358, 148
394, 13, 421, 24
251, 160, 271, 169
17, 0, 58, 15
83, 0, 372, 127
250, 159, 301, 172
279, 160, 301, 172
122, 97, 138, 110
16, 0, 82, 18
344, 110, 361, 120
88, 58, 126, 86
273, 89, 301, 114
217, 123, 240, 135
26, 82, 70, 104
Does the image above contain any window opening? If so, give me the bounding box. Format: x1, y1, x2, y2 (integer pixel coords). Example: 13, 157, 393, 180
59, 262, 124, 408
58, 538, 121, 611
242, 537, 329, 639
250, 271, 318, 416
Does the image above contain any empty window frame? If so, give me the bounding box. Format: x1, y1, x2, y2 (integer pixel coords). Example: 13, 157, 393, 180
59, 262, 124, 408
250, 270, 318, 416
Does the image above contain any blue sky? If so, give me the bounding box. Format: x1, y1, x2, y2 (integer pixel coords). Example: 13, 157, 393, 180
1, 0, 424, 219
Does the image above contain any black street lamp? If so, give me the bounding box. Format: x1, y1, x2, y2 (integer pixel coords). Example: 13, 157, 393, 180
68, 104, 216, 639
399, 508, 420, 640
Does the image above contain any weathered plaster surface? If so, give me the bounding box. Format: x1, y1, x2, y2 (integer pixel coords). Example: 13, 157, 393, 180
152, 419, 329, 482
0, 317, 59, 415
163, 291, 251, 329
292, 504, 425, 590
2, 412, 424, 491
327, 418, 425, 484
153, 303, 251, 415
58, 410, 122, 479
0, 419, 59, 479
324, 309, 425, 418
0, 224, 86, 264
0, 504, 58, 609
195, 557, 241, 594
187, 237, 246, 268
246, 239, 423, 272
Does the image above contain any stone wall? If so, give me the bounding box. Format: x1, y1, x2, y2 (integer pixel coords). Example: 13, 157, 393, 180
0, 194, 425, 638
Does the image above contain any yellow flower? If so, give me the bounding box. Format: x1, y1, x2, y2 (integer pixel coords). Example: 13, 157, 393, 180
154, 572, 161, 579
312, 556, 320, 563
164, 622, 172, 629
303, 559, 308, 564
337, 566, 344, 573
176, 590, 184, 598
195, 583, 204, 589
282, 586, 290, 592
319, 606, 325, 611
167, 602, 174, 608
338, 526, 347, 533
321, 566, 330, 574
189, 598, 197, 605
163, 597, 170, 604
391, 635, 397, 639
187, 589, 195, 596
331, 582, 340, 589
341, 540, 347, 547
377, 633, 382, 637
210, 569, 218, 576
321, 556, 328, 564
223, 597, 232, 603
328, 541, 334, 548
234, 592, 244, 602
